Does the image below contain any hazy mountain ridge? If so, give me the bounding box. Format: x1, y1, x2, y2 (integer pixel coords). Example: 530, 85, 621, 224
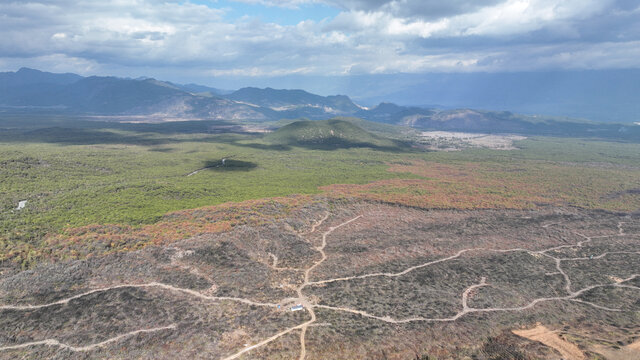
0, 69, 274, 119
227, 87, 361, 112
1, 68, 638, 139
0, 67, 82, 87
355, 70, 640, 123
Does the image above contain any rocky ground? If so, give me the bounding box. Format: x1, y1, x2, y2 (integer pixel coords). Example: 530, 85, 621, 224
1, 199, 638, 359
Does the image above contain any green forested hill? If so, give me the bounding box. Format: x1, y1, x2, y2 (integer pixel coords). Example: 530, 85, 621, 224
265, 119, 404, 149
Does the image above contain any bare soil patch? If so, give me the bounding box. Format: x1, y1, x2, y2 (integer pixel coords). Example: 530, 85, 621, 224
513, 324, 585, 360
420, 131, 526, 150
592, 341, 640, 360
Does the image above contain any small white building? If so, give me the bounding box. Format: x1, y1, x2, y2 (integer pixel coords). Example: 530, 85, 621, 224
290, 304, 304, 312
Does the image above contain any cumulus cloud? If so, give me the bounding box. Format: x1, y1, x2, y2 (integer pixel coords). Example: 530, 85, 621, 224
327, 0, 617, 38
325, 0, 504, 20
0, 0, 638, 81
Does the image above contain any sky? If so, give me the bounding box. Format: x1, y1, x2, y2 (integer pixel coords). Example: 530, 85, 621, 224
1, 0, 639, 92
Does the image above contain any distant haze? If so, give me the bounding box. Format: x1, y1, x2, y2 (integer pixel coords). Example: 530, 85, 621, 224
3, 67, 639, 123
2, 67, 640, 143
206, 70, 640, 122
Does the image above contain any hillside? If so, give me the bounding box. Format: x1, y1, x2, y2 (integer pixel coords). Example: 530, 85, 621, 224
226, 87, 362, 120
0, 69, 273, 119
227, 87, 359, 112
1, 113, 639, 359
265, 119, 403, 149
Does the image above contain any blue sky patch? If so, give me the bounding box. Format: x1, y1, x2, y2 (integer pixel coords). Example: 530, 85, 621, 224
189, 0, 341, 25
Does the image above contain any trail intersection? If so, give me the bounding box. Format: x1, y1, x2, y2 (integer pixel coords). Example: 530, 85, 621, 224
1, 208, 638, 359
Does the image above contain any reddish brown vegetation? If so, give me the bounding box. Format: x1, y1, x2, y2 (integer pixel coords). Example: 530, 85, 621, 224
13, 159, 639, 268
322, 160, 640, 211
18, 196, 314, 264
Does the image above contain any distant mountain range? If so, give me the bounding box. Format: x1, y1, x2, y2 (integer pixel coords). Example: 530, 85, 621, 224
1, 68, 638, 139
354, 71, 640, 124
0, 68, 367, 121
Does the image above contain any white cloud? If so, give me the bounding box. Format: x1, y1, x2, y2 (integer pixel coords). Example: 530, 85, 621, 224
328, 0, 617, 39
0, 0, 637, 81
459, 0, 614, 36
207, 65, 315, 76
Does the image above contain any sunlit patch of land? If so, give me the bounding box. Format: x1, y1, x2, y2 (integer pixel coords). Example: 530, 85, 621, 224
419, 131, 527, 150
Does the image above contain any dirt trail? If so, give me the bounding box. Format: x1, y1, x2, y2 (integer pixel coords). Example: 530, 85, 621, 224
220, 212, 360, 360
302, 215, 362, 286
306, 212, 330, 235
0, 213, 350, 360
169, 248, 218, 291
265, 252, 300, 271
305, 221, 639, 325
1, 215, 637, 359
186, 158, 228, 177
0, 325, 176, 352
513, 325, 585, 360
313, 273, 638, 324
461, 277, 487, 311
295, 215, 362, 360
0, 282, 277, 311
221, 321, 313, 360
306, 246, 639, 287
307, 222, 636, 295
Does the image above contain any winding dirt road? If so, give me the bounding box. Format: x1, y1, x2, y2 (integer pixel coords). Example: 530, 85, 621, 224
0, 216, 638, 359
0, 282, 277, 312
0, 325, 176, 352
